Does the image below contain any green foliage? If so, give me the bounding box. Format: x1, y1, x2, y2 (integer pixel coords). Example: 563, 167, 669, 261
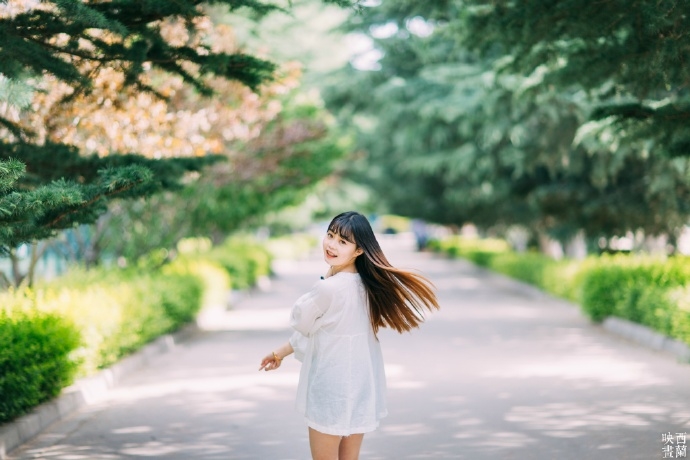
667, 287, 690, 346
205, 237, 272, 289
433, 236, 510, 265
0, 311, 80, 423
579, 265, 632, 322
580, 257, 690, 322
433, 236, 690, 346
184, 106, 348, 239
175, 257, 232, 308
0, 75, 33, 109
0, 0, 277, 251
1, 1, 278, 95
0, 146, 223, 253
6, 265, 204, 374
461, 0, 690, 101
325, 0, 690, 241
0, 0, 356, 257
0, 235, 271, 423
442, 237, 584, 300
264, 233, 318, 259
80, 91, 348, 266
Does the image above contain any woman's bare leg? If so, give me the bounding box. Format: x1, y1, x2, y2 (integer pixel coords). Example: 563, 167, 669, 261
338, 433, 365, 460
308, 428, 365, 460
309, 428, 341, 460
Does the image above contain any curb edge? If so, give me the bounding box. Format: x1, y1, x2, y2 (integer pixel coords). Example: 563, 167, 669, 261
602, 316, 690, 363
0, 322, 200, 459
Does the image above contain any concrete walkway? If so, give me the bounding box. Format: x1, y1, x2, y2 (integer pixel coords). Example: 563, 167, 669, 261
8, 235, 690, 459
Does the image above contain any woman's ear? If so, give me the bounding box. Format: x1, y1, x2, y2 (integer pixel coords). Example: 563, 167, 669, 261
355, 247, 364, 257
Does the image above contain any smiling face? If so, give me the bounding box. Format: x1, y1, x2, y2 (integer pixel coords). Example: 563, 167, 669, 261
323, 230, 363, 269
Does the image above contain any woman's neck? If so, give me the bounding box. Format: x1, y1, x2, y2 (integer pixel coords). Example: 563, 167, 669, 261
329, 263, 357, 276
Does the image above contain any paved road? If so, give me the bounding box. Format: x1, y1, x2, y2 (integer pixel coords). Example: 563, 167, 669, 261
9, 235, 690, 459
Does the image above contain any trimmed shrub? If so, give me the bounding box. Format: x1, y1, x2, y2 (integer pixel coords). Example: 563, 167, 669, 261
167, 258, 231, 308
0, 311, 80, 423
207, 237, 272, 289
580, 257, 690, 323
6, 267, 205, 375
668, 287, 690, 345
580, 264, 629, 322
438, 236, 510, 267
490, 251, 554, 287
265, 233, 317, 259
431, 236, 690, 347
0, 236, 270, 424
541, 259, 586, 302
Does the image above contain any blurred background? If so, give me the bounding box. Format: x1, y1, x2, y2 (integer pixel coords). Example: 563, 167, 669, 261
2, 0, 690, 442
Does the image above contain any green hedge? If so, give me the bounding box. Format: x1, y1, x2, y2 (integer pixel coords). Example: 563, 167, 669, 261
0, 311, 80, 423
432, 236, 690, 347
3, 264, 207, 379
205, 237, 272, 290
265, 233, 317, 260
0, 236, 271, 424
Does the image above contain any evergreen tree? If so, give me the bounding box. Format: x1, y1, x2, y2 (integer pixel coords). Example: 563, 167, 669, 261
460, 0, 690, 160
324, 0, 690, 245
0, 0, 358, 253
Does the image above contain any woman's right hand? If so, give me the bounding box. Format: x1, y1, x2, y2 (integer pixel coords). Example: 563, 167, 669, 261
259, 352, 283, 371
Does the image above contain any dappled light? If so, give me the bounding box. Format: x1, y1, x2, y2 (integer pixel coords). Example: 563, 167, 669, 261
484, 355, 669, 387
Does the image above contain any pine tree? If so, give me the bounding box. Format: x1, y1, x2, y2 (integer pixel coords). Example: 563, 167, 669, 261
0, 0, 358, 253
324, 0, 690, 244
460, 0, 690, 158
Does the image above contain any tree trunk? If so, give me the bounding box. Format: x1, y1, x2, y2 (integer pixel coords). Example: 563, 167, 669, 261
538, 232, 564, 260
9, 249, 25, 287
564, 231, 587, 260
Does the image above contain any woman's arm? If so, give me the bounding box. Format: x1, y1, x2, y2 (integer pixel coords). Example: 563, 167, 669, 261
259, 341, 294, 371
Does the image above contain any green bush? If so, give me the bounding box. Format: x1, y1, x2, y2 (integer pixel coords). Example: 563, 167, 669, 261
580, 257, 690, 323
431, 236, 690, 347
265, 233, 317, 259
167, 257, 231, 308
580, 264, 628, 322
0, 236, 270, 423
207, 237, 272, 289
435, 236, 510, 267
6, 266, 205, 375
0, 311, 80, 423
668, 287, 690, 345
490, 251, 554, 286
540, 259, 586, 302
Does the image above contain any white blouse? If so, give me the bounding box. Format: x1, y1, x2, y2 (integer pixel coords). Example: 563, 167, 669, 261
289, 272, 387, 436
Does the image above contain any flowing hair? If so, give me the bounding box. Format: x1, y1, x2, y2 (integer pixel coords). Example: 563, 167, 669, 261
327, 211, 439, 334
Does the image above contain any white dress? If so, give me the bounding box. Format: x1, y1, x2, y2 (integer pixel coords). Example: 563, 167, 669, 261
289, 272, 387, 436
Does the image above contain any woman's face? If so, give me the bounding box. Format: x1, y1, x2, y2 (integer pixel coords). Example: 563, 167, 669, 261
323, 230, 362, 267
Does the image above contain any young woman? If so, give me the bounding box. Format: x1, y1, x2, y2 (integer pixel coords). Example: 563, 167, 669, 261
259, 211, 439, 460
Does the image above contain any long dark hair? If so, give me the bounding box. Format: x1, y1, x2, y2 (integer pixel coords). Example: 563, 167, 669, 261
327, 211, 439, 334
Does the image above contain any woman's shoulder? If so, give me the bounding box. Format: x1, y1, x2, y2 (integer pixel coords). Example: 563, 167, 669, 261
324, 272, 361, 285
318, 272, 361, 294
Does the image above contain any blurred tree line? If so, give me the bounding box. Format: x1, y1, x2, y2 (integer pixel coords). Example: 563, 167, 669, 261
0, 0, 358, 287
324, 0, 690, 253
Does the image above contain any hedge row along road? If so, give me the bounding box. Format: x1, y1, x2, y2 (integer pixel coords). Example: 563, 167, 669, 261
8, 235, 690, 459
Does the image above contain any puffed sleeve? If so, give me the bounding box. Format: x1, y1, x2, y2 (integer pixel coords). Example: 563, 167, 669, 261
289, 331, 308, 362
290, 281, 334, 337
